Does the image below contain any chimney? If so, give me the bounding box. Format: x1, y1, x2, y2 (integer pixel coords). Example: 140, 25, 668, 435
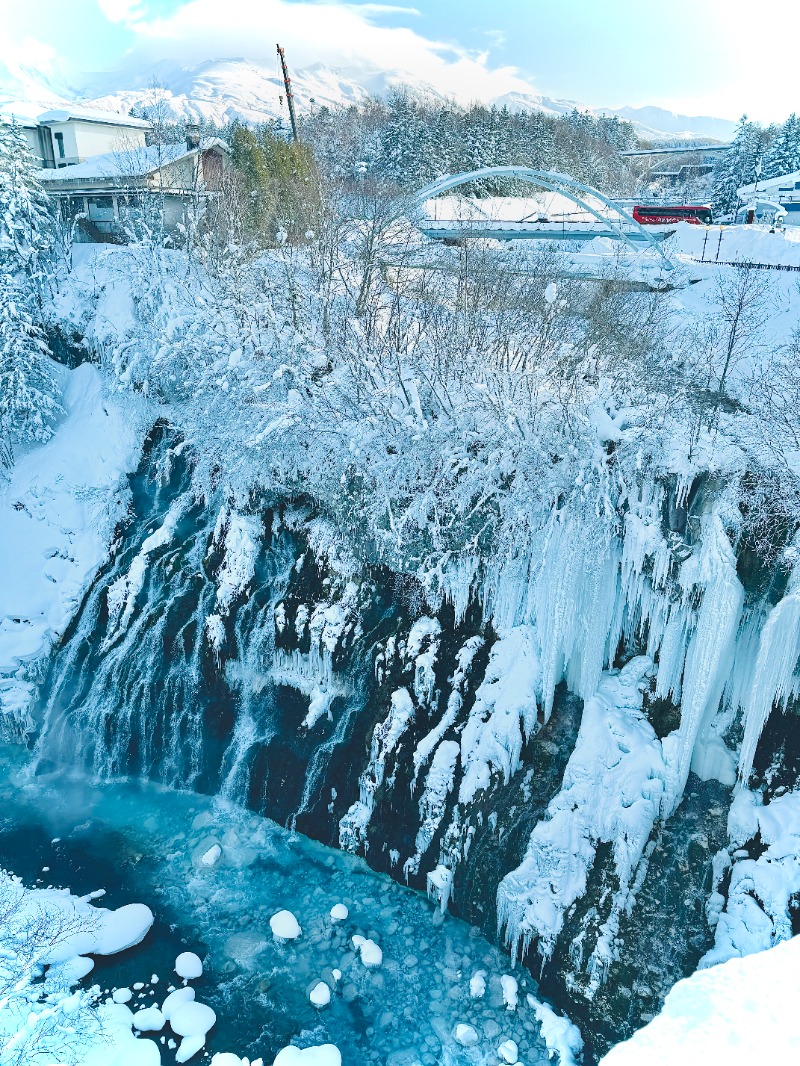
185, 123, 201, 151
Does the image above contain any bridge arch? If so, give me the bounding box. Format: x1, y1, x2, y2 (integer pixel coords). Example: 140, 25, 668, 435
414, 166, 674, 270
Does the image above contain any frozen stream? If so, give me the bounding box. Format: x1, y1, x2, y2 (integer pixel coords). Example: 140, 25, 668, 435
0, 746, 556, 1065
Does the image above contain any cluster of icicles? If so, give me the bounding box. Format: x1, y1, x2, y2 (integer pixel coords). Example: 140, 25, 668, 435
437, 477, 800, 811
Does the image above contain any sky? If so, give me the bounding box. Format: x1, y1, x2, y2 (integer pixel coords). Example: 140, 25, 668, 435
0, 0, 797, 122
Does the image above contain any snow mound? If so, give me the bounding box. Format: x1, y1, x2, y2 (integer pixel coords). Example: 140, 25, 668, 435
162, 986, 195, 1019
170, 1000, 216, 1038
600, 936, 800, 1065
133, 1005, 165, 1031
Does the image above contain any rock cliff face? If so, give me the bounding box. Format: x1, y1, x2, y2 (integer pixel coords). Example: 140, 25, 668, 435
31, 423, 800, 1062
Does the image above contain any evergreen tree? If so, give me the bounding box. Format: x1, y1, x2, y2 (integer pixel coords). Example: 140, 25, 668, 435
0, 121, 56, 301
0, 272, 61, 459
763, 113, 800, 179
0, 122, 61, 464
712, 116, 768, 217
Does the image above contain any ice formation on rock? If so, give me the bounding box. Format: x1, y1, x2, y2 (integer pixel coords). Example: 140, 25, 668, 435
497, 658, 665, 972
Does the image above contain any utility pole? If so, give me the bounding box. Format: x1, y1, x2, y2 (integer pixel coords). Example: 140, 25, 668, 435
276, 44, 299, 142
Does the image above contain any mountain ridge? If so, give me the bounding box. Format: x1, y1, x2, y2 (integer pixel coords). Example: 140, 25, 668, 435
0, 56, 737, 142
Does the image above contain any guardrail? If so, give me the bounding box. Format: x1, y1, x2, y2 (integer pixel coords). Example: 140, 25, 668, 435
688, 258, 800, 273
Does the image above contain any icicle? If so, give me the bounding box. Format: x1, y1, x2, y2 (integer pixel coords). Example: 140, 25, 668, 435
738, 563, 800, 786
661, 513, 743, 815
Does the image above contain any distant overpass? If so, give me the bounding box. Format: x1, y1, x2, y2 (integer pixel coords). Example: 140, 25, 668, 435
620, 143, 730, 157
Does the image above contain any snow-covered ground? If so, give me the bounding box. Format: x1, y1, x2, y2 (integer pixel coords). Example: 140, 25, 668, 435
0, 870, 160, 1066
0, 362, 149, 732
600, 935, 800, 1065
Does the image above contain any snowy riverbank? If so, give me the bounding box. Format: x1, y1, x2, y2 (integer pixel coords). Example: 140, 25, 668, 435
0, 362, 150, 733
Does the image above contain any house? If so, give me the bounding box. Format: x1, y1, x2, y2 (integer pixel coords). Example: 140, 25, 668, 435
38, 130, 229, 242
738, 171, 800, 226
0, 102, 150, 168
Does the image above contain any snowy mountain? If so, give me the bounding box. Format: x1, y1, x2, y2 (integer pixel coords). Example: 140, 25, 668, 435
86, 58, 372, 126
602, 104, 738, 143
0, 57, 75, 110
0, 55, 735, 141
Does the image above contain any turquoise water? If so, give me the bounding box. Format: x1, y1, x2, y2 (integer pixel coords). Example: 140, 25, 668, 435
0, 746, 551, 1065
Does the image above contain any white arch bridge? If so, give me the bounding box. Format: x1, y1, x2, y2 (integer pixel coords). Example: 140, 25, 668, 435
413, 167, 674, 270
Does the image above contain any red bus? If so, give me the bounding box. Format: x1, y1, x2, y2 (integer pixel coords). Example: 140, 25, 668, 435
632, 204, 713, 225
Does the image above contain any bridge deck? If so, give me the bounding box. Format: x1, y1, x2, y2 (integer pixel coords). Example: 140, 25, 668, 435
419, 219, 671, 242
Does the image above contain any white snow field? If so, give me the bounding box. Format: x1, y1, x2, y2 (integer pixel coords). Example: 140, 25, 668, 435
600, 935, 800, 1065
0, 360, 149, 732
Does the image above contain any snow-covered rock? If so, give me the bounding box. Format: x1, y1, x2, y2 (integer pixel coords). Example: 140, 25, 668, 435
454, 1023, 479, 1047
175, 952, 203, 979
498, 1038, 519, 1064
270, 910, 302, 942
272, 1045, 341, 1065
309, 980, 331, 1008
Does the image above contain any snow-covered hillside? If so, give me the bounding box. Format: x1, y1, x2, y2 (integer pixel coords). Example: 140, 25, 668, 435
0, 363, 150, 735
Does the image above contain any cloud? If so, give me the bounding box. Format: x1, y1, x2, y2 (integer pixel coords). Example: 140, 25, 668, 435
118, 0, 537, 103
96, 0, 146, 24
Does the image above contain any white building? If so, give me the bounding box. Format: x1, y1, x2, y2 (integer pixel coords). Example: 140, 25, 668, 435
737, 171, 800, 226
0, 102, 150, 168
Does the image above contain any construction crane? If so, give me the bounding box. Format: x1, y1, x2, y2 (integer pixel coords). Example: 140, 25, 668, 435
276, 44, 299, 142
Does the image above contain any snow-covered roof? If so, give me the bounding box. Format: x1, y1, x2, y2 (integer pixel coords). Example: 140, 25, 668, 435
738, 170, 800, 198
38, 138, 227, 184
0, 101, 44, 128
37, 106, 151, 130
0, 101, 151, 131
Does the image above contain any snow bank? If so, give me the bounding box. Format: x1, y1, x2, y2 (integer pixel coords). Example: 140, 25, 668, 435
600, 936, 800, 1065
0, 363, 148, 730
668, 219, 800, 269
0, 871, 159, 1066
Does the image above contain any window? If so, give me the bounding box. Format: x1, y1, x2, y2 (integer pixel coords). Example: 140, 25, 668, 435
54, 131, 65, 159
87, 196, 115, 222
